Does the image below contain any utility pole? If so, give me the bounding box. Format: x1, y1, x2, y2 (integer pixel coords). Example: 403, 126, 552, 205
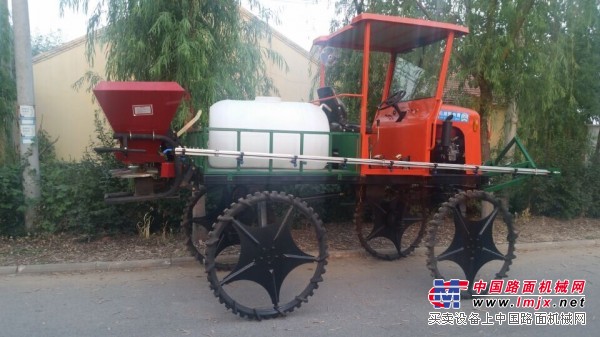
12, 0, 40, 230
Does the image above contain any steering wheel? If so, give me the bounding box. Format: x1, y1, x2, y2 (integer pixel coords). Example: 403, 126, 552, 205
377, 90, 407, 122
377, 90, 406, 110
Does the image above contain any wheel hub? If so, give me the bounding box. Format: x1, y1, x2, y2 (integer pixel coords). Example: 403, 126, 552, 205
255, 246, 283, 266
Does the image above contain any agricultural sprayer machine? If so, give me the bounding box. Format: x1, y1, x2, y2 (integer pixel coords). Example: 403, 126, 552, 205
92, 14, 558, 319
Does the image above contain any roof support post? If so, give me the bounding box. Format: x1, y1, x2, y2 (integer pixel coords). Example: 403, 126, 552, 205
359, 21, 371, 171
382, 52, 397, 100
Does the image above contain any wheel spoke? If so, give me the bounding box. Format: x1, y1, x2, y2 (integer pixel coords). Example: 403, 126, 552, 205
478, 208, 499, 236
221, 261, 257, 286
274, 205, 294, 241
365, 223, 386, 241
231, 219, 260, 245
451, 205, 470, 235
214, 230, 233, 255
284, 253, 316, 262
258, 201, 268, 227
268, 269, 279, 307
437, 247, 464, 261
482, 246, 505, 260
371, 201, 387, 214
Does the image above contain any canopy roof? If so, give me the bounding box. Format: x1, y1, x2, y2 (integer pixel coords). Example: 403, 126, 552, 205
313, 13, 469, 54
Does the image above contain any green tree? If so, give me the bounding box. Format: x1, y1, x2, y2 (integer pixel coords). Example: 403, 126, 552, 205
570, 0, 600, 158
0, 0, 16, 165
31, 30, 64, 56
514, 0, 600, 217
59, 0, 284, 126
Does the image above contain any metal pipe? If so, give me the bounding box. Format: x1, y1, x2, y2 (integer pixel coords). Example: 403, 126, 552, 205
175, 147, 559, 176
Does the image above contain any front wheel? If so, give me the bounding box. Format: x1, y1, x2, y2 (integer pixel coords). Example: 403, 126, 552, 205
426, 190, 517, 295
205, 191, 328, 320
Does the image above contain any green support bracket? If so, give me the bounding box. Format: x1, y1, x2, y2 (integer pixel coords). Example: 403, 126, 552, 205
486, 135, 537, 168
484, 135, 540, 192
483, 176, 528, 192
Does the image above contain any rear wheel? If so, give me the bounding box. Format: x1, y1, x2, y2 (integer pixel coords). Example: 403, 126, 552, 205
355, 186, 427, 260
182, 187, 210, 263
183, 185, 250, 268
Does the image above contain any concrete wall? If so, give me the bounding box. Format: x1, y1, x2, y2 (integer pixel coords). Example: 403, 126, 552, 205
33, 16, 317, 161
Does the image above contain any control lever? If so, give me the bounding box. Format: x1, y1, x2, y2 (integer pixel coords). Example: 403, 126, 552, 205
177, 110, 203, 137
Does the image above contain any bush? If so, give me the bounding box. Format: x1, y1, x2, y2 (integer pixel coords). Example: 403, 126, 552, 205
38, 157, 123, 233
33, 117, 186, 236
37, 156, 185, 235
509, 138, 598, 219
0, 164, 25, 236
583, 155, 600, 217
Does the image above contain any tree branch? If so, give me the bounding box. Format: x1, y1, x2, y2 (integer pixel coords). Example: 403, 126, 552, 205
352, 0, 364, 15
501, 0, 536, 61
414, 0, 431, 20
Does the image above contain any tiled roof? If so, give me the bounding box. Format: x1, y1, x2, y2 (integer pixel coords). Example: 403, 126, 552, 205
443, 76, 480, 104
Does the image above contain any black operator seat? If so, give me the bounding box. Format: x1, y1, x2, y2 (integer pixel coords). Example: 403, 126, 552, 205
317, 86, 347, 131
317, 86, 365, 133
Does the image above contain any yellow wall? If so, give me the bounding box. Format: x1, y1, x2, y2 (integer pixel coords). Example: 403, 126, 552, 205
263, 32, 318, 102
488, 106, 507, 151
33, 37, 108, 161
33, 21, 317, 161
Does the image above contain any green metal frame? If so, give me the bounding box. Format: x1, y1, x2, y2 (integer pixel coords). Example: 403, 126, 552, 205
482, 135, 555, 192
185, 128, 361, 181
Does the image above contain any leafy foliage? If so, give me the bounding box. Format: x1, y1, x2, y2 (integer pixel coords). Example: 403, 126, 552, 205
0, 164, 25, 236
59, 0, 284, 127
0, 1, 16, 165
508, 0, 599, 218
31, 30, 64, 56
5, 1, 293, 235
584, 155, 600, 217
510, 140, 584, 218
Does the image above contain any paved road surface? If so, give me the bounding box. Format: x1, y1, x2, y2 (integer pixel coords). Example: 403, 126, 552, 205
0, 245, 597, 337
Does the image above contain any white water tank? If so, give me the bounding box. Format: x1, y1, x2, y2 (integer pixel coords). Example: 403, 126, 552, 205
208, 97, 330, 169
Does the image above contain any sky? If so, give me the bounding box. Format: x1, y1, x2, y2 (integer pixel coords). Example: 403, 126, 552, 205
21, 0, 337, 51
